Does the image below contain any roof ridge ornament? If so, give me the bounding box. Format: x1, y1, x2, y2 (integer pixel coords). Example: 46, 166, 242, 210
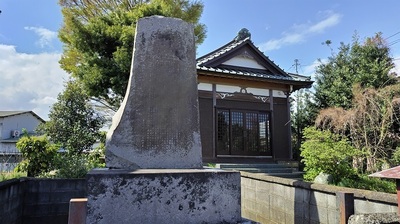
234, 28, 251, 42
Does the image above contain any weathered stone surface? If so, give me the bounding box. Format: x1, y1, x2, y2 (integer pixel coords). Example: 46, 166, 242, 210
86, 168, 242, 224
106, 16, 202, 169
348, 213, 399, 224
314, 172, 333, 184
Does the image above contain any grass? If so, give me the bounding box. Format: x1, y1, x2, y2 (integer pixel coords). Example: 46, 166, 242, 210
207, 163, 217, 168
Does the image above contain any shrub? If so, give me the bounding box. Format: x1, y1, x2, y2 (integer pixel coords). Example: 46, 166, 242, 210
0, 172, 27, 181
51, 154, 90, 178
41, 145, 106, 179
338, 175, 396, 194
390, 147, 400, 166
300, 127, 359, 183
87, 144, 106, 169
15, 135, 58, 177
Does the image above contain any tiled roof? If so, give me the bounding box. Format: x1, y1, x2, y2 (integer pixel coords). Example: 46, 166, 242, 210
369, 165, 400, 179
196, 34, 313, 86
197, 37, 249, 65
287, 72, 312, 82
0, 111, 45, 122
0, 111, 30, 118
197, 65, 295, 81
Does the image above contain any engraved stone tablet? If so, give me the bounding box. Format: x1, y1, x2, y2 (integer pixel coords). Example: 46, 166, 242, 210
105, 16, 202, 169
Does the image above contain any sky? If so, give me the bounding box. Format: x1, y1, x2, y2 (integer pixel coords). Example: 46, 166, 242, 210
1, 0, 400, 120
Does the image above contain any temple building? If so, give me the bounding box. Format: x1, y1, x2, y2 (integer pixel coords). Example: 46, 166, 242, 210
197, 29, 313, 163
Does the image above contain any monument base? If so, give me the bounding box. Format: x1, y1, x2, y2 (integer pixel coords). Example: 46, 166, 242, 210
86, 168, 242, 224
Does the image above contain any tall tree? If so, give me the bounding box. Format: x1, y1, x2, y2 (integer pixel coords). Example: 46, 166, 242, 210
41, 80, 105, 154
59, 0, 206, 109
315, 83, 400, 172
314, 33, 397, 110
291, 89, 318, 159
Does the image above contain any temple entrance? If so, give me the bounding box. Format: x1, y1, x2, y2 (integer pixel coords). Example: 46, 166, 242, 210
216, 109, 272, 157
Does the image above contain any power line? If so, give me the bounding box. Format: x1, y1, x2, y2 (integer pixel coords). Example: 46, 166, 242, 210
388, 38, 400, 47
385, 31, 400, 40
286, 64, 294, 72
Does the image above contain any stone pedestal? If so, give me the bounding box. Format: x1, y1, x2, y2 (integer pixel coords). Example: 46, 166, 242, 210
84, 16, 243, 224
86, 169, 241, 224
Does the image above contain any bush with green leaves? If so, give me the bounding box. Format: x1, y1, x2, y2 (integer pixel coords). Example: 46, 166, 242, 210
300, 127, 359, 183
0, 172, 26, 181
38, 147, 105, 179
87, 144, 106, 169
39, 144, 106, 179
15, 136, 58, 177
390, 147, 400, 166
50, 153, 90, 178
338, 175, 396, 194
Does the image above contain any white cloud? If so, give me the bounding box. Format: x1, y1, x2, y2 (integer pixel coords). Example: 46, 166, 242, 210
259, 11, 342, 51
303, 60, 320, 78
0, 44, 69, 120
392, 56, 400, 76
24, 26, 58, 48
308, 13, 342, 33
303, 58, 329, 78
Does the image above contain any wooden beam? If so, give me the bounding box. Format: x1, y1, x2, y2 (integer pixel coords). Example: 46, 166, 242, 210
198, 75, 290, 91
212, 84, 216, 159
68, 198, 87, 224
336, 192, 354, 224
269, 89, 275, 160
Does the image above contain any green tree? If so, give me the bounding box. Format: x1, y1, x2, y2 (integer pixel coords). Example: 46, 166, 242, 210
291, 89, 319, 160
16, 135, 58, 177
40, 80, 105, 155
59, 0, 206, 109
300, 127, 359, 183
314, 33, 397, 110
315, 83, 400, 172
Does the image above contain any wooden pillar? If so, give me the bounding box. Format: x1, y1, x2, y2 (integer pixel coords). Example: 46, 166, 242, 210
212, 83, 217, 159
286, 91, 292, 159
68, 198, 87, 224
269, 89, 274, 159
397, 179, 400, 216
336, 192, 354, 224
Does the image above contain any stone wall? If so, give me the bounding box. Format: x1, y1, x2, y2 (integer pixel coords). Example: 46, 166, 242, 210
348, 213, 399, 224
23, 178, 86, 224
0, 179, 24, 224
241, 172, 398, 224
0, 178, 86, 224
0, 173, 397, 224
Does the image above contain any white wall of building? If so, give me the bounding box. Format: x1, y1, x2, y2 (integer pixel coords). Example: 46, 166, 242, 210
0, 112, 43, 171
198, 83, 286, 98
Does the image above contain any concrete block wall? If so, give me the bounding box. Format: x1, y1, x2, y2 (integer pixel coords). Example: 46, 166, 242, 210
0, 174, 397, 224
0, 178, 86, 224
0, 179, 24, 224
241, 172, 398, 224
23, 178, 86, 224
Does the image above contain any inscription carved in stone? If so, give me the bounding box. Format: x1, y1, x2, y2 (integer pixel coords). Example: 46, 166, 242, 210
105, 16, 202, 169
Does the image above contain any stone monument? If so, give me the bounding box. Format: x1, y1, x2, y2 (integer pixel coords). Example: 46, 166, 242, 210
86, 16, 242, 223
105, 15, 202, 169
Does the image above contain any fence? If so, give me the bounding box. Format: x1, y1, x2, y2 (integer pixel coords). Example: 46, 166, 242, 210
241, 172, 398, 223
0, 178, 86, 224
0, 173, 397, 224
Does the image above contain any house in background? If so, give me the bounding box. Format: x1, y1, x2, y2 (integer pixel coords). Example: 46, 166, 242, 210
197, 29, 313, 163
0, 111, 44, 171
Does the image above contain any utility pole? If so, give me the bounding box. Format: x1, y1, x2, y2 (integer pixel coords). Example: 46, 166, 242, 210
293, 59, 301, 158
293, 59, 300, 74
